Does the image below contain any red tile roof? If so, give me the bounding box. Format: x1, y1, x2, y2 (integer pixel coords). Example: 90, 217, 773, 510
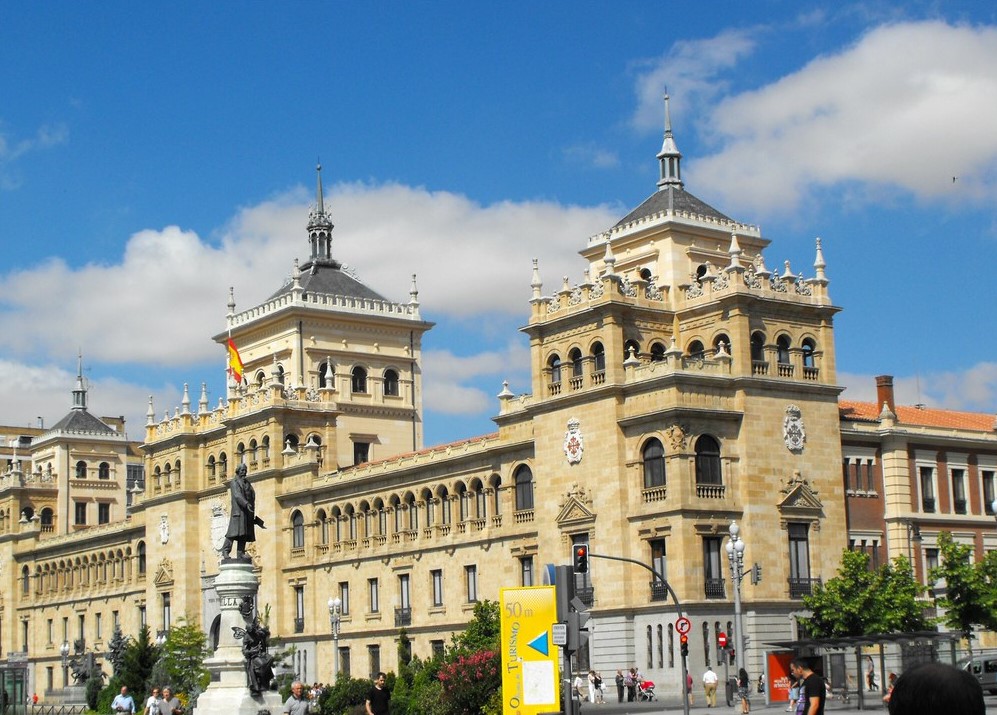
839, 400, 996, 432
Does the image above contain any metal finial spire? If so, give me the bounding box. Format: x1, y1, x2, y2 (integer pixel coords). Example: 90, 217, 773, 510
656, 92, 683, 189
316, 160, 324, 214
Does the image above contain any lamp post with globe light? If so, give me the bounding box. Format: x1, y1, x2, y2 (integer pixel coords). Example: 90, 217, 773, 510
725, 521, 747, 676
328, 597, 342, 684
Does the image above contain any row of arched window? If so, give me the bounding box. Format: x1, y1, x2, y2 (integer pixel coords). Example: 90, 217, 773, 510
21, 542, 146, 597
546, 333, 820, 382
251, 362, 402, 397
286, 468, 539, 548
641, 435, 722, 489
73, 461, 113, 479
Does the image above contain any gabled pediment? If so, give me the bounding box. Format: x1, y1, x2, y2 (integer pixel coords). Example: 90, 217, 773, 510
777, 477, 823, 514
556, 483, 596, 530
154, 558, 174, 587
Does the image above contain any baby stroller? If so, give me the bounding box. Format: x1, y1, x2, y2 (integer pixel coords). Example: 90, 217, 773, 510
637, 679, 656, 701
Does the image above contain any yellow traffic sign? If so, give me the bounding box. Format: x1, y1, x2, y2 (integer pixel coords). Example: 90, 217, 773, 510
500, 586, 560, 714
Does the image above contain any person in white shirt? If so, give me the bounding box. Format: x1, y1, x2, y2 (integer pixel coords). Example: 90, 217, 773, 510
703, 667, 719, 708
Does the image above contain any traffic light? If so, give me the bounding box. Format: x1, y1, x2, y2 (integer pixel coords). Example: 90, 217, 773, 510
573, 543, 589, 573
680, 634, 689, 657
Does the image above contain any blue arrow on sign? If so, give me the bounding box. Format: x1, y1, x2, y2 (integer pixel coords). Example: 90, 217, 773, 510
527, 630, 550, 656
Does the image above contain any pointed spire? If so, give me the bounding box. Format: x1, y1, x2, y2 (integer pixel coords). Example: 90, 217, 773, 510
306, 163, 335, 265
409, 274, 420, 307
199, 382, 209, 412
530, 258, 543, 301
656, 94, 683, 190
602, 241, 617, 277
72, 350, 87, 411
146, 396, 155, 426
813, 237, 828, 284
181, 383, 191, 414
227, 287, 236, 316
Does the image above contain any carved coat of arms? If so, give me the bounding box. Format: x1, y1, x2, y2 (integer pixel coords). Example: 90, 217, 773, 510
783, 405, 807, 452
563, 418, 584, 465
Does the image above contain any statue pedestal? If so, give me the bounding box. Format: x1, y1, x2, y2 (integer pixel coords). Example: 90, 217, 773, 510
194, 560, 282, 715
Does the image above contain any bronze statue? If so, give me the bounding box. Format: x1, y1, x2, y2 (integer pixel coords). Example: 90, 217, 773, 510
233, 596, 274, 694
222, 464, 265, 559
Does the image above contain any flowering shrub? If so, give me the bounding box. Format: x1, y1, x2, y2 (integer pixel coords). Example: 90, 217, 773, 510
437, 650, 500, 715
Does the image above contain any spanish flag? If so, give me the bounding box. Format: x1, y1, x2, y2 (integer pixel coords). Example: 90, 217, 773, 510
227, 338, 245, 383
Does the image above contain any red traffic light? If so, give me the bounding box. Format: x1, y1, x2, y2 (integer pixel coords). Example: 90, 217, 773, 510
573, 543, 589, 573
717, 632, 728, 648
679, 634, 688, 644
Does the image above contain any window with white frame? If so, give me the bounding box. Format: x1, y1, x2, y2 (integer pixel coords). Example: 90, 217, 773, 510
520, 556, 534, 587
339, 582, 350, 616
918, 464, 937, 513
983, 468, 996, 515
951, 468, 968, 514
368, 578, 379, 613
842, 447, 877, 494
431, 570, 443, 607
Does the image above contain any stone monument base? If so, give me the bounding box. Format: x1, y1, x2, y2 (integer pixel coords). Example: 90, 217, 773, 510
194, 560, 282, 715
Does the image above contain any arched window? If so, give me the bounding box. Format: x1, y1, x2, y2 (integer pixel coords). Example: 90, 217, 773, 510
569, 348, 583, 378
649, 342, 666, 362
591, 342, 606, 374
750, 332, 766, 362
624, 339, 640, 361
137, 542, 147, 575
383, 369, 400, 397
219, 452, 228, 478
802, 339, 816, 368
291, 511, 304, 549
40, 508, 54, 527
75, 460, 87, 478
276, 365, 286, 385
255, 371, 266, 388
405, 493, 418, 531
237, 443, 246, 464
456, 484, 468, 521
316, 509, 328, 545
207, 455, 216, 480
687, 340, 705, 359
548, 355, 562, 385
777, 335, 791, 364
98, 462, 110, 479
514, 465, 534, 511
249, 439, 258, 463
331, 507, 343, 542
351, 366, 368, 394
22, 565, 29, 594
713, 334, 731, 356
642, 438, 666, 488
261, 437, 271, 461
438, 488, 451, 525
695, 435, 722, 485
490, 474, 502, 516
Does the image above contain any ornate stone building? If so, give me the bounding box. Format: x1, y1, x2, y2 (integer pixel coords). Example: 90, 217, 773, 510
2, 103, 995, 701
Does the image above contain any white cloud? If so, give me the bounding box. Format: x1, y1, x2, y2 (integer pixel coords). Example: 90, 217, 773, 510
0, 183, 617, 368
687, 21, 997, 215
0, 122, 69, 190
630, 29, 758, 133
839, 362, 997, 413
562, 143, 620, 169
422, 340, 531, 415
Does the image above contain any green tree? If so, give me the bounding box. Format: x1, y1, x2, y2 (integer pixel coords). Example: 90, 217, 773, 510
447, 600, 500, 657
930, 531, 997, 660
115, 625, 161, 697
159, 616, 211, 700
107, 625, 130, 676
802, 549, 928, 637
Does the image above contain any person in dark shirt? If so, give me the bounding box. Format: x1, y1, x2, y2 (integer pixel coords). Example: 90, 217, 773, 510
887, 662, 983, 715
790, 659, 825, 715
365, 672, 390, 715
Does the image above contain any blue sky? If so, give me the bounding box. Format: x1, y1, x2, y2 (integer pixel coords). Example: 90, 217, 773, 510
2, 2, 996, 446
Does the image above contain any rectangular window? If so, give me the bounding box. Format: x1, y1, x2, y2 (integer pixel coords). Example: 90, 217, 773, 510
368, 578, 379, 613
431, 570, 444, 607
294, 586, 305, 633
703, 537, 723, 598
95, 612, 102, 640
62, 617, 68, 642
353, 442, 370, 466
920, 466, 936, 512
139, 605, 146, 628
952, 469, 967, 514
431, 640, 446, 659
21, 620, 28, 652
46, 666, 53, 692
651, 539, 667, 582
78, 614, 85, 641
925, 548, 940, 583
368, 645, 381, 678
465, 565, 478, 603
520, 556, 534, 587
98, 503, 110, 524
399, 574, 411, 609
339, 582, 350, 616
339, 646, 351, 678
47, 619, 53, 645
74, 501, 87, 525
985, 471, 996, 515
113, 611, 119, 630
788, 523, 812, 599
162, 593, 171, 631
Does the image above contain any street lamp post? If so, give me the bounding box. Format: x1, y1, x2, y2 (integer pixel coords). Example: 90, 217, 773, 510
725, 521, 747, 677
60, 640, 70, 687
328, 597, 342, 684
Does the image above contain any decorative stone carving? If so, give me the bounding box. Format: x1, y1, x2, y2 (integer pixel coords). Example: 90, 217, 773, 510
211, 500, 228, 554
783, 404, 807, 452
160, 514, 170, 544
665, 424, 689, 451
563, 418, 584, 464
